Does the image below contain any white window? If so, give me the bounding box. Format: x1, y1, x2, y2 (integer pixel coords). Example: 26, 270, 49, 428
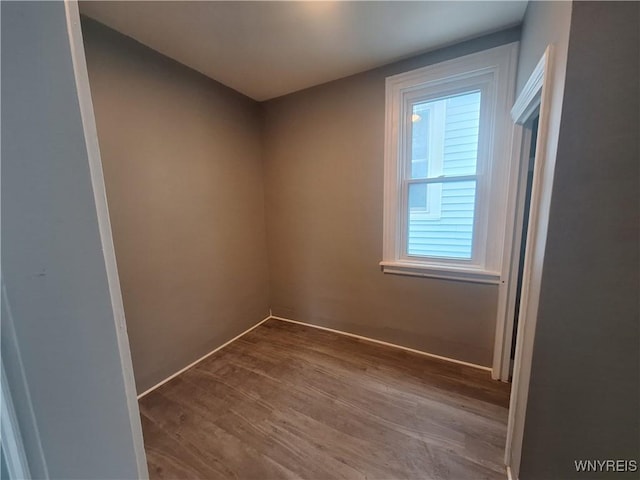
381, 43, 518, 283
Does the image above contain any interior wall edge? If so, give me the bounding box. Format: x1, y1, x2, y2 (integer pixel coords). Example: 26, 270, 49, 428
0, 284, 49, 479
1, 1, 148, 476
65, 2, 148, 477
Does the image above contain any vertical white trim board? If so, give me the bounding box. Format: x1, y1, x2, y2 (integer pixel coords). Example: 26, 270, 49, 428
137, 315, 272, 399
1, 285, 49, 478
493, 46, 554, 382
65, 1, 146, 475
1, 362, 32, 480
270, 315, 492, 373
504, 44, 559, 478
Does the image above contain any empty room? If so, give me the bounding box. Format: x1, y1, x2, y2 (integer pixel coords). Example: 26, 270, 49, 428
2, 1, 638, 480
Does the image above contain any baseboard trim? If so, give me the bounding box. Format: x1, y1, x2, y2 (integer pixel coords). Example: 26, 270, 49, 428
138, 313, 492, 399
270, 315, 492, 373
137, 315, 271, 399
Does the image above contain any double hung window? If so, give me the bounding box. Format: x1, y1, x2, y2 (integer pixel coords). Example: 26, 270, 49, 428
381, 44, 518, 283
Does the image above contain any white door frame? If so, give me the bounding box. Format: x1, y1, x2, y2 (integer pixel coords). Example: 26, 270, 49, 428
500, 45, 557, 479
1, 361, 32, 480
492, 44, 552, 382
63, 1, 149, 477
493, 45, 556, 383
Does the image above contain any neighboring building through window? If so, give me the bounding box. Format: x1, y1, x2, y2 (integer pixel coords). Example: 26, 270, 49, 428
381, 43, 518, 283
408, 91, 481, 258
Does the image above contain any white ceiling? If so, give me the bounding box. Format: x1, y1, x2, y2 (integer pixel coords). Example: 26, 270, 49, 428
80, 1, 527, 101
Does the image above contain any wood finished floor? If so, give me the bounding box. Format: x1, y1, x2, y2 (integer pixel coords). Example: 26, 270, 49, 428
139, 319, 511, 480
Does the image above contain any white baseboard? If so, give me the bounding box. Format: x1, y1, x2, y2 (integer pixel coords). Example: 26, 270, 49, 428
506, 465, 516, 480
270, 315, 492, 373
137, 313, 493, 400
136, 315, 271, 399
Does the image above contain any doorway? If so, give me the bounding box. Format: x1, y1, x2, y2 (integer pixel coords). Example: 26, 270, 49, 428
509, 115, 539, 378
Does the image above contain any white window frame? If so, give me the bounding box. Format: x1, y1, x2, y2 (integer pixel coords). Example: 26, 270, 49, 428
380, 43, 519, 284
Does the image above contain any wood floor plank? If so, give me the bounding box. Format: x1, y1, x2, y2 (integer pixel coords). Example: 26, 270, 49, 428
140, 319, 510, 479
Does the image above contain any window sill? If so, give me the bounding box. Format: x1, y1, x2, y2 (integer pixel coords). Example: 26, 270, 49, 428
379, 261, 501, 284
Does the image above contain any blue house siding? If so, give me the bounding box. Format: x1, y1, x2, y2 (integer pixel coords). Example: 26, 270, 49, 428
408, 92, 480, 259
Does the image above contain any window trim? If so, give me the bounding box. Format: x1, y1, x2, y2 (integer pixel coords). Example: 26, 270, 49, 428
381, 43, 519, 284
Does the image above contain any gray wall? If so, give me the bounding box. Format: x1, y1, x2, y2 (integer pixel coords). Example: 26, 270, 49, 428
262, 27, 520, 367
1, 2, 144, 478
81, 18, 271, 393
509, 1, 573, 476
515, 1, 572, 94
520, 2, 640, 478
